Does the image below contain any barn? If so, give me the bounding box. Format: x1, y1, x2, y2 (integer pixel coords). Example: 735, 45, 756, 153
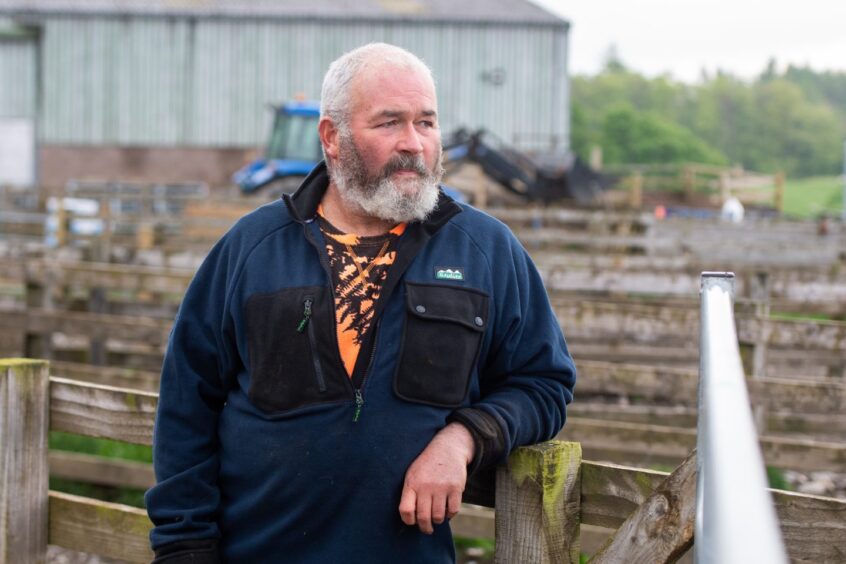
0, 0, 570, 189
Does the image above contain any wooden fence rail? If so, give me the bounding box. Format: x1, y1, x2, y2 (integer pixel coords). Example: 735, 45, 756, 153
4, 197, 844, 266
5, 255, 846, 319
3, 360, 845, 563
598, 162, 785, 211
7, 257, 846, 320
5, 281, 844, 379
8, 297, 843, 357
3, 259, 845, 472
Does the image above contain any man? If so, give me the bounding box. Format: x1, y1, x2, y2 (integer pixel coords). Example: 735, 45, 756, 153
146, 42, 575, 563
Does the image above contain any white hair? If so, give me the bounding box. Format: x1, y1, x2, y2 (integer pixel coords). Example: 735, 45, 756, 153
320, 42, 436, 130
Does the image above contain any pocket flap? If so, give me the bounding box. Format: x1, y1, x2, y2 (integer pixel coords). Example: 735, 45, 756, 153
405, 282, 489, 332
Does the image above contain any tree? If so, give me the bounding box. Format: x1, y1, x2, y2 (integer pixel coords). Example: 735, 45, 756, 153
570, 61, 846, 177
601, 106, 727, 165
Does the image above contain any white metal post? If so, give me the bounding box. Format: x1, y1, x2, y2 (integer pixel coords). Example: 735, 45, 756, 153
695, 272, 787, 564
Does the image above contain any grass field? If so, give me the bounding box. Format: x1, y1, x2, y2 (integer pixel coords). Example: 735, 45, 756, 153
782, 175, 844, 219
50, 431, 151, 507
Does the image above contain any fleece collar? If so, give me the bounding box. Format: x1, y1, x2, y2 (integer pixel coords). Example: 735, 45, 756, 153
282, 161, 462, 232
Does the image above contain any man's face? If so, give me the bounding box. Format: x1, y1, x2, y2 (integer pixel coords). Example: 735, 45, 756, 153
328, 64, 444, 223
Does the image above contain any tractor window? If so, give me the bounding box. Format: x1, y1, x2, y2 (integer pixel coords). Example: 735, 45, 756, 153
266, 113, 322, 162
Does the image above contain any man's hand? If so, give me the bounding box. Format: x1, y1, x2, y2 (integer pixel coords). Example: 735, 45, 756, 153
399, 422, 475, 534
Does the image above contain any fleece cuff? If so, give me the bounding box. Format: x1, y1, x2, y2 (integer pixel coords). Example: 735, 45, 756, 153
152, 539, 221, 564
447, 407, 507, 476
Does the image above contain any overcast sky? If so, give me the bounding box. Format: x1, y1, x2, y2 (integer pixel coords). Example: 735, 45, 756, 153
530, 0, 846, 83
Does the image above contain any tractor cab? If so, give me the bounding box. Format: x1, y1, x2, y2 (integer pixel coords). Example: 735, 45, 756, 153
233, 100, 321, 194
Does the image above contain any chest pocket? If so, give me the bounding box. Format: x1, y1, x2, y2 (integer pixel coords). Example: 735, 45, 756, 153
393, 282, 489, 407
245, 286, 349, 414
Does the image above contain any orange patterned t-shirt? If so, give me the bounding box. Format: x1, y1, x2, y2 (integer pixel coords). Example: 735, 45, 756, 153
316, 210, 406, 377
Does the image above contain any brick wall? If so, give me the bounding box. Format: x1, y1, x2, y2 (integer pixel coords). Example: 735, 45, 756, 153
39, 145, 263, 190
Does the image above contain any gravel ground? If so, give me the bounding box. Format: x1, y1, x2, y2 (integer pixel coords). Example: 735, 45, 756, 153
784, 470, 846, 499
47, 546, 125, 564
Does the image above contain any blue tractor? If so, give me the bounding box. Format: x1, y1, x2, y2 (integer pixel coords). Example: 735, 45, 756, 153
233, 100, 322, 196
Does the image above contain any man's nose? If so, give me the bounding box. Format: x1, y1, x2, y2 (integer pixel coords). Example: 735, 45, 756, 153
396, 123, 424, 154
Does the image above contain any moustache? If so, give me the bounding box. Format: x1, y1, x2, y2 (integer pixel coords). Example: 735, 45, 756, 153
379, 153, 430, 179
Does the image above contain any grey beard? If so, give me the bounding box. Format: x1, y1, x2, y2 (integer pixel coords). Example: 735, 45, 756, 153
330, 133, 443, 224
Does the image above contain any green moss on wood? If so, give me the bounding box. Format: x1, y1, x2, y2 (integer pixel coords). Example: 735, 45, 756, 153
124, 393, 139, 411
508, 441, 582, 528
2, 358, 49, 397
1, 358, 49, 368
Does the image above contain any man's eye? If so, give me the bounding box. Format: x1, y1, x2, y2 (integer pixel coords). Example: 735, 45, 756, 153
418, 120, 435, 128
380, 120, 398, 128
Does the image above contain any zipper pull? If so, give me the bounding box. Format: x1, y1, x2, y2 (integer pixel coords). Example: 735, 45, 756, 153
353, 389, 364, 422
297, 298, 313, 333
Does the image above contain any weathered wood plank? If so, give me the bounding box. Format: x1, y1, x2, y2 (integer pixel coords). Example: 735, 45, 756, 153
568, 342, 699, 368
561, 418, 694, 469
574, 360, 700, 404
451, 505, 496, 540
11, 251, 846, 315
47, 491, 153, 563
51, 361, 160, 392
568, 402, 846, 442
22, 309, 172, 346
588, 450, 696, 563
25, 260, 193, 295
580, 460, 846, 563
556, 299, 846, 353
495, 441, 582, 564
49, 451, 154, 490
571, 340, 844, 380
740, 316, 846, 352
765, 410, 846, 441
561, 418, 846, 472
580, 461, 668, 529
575, 359, 846, 415
452, 512, 687, 563
0, 359, 50, 564
772, 489, 846, 563
491, 208, 652, 231
461, 459, 844, 562
569, 403, 698, 429
49, 377, 157, 446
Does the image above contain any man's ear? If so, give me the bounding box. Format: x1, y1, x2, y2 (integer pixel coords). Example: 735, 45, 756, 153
319, 117, 341, 161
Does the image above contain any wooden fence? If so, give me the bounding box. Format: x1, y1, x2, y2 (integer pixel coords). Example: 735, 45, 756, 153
1, 258, 844, 474
3, 196, 844, 265
600, 162, 785, 211
3, 359, 845, 563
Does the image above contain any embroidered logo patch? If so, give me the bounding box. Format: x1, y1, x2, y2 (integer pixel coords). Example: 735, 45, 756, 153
435, 267, 464, 281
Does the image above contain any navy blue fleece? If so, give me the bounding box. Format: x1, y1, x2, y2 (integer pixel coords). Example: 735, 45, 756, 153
145, 167, 576, 563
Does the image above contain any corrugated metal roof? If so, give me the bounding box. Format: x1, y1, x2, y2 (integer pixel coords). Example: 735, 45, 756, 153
0, 0, 568, 26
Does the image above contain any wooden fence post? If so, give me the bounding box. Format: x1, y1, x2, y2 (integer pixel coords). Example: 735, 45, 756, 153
774, 172, 784, 214
96, 194, 112, 263
629, 173, 643, 209
590, 146, 603, 171
719, 172, 730, 203
56, 199, 68, 248
682, 166, 694, 202
88, 287, 107, 365
0, 359, 50, 564
24, 270, 52, 361
750, 271, 771, 430
495, 441, 581, 564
